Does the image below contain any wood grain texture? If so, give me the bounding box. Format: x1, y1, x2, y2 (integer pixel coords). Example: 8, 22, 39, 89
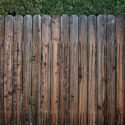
22, 15, 32, 125
4, 15, 14, 125
116, 16, 124, 125
88, 15, 97, 125
106, 15, 116, 125
1, 15, 125, 125
41, 15, 51, 125
69, 15, 79, 125
0, 15, 4, 125
51, 16, 60, 125
60, 14, 70, 125
78, 15, 88, 125
97, 15, 107, 125
32, 15, 41, 125
13, 15, 23, 125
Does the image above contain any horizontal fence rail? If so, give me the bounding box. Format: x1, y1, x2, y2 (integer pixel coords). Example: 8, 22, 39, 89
0, 15, 125, 125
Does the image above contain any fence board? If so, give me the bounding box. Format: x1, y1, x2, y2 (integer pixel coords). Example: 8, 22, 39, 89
22, 15, 32, 125
13, 15, 23, 125
106, 15, 116, 125
88, 15, 97, 125
4, 15, 14, 125
69, 15, 79, 125
0, 15, 125, 125
60, 14, 70, 125
97, 15, 107, 125
41, 15, 51, 125
78, 15, 88, 125
32, 15, 41, 125
116, 16, 124, 125
51, 16, 60, 125
0, 15, 4, 125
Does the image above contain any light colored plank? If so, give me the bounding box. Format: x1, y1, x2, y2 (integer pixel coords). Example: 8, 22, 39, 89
88, 15, 97, 125
4, 15, 14, 125
106, 15, 116, 125
41, 15, 51, 125
60, 14, 70, 125
116, 16, 124, 125
13, 15, 23, 125
41, 15, 51, 113
51, 15, 60, 125
78, 15, 88, 125
97, 15, 107, 125
32, 15, 41, 125
0, 15, 4, 125
69, 15, 79, 125
22, 15, 32, 125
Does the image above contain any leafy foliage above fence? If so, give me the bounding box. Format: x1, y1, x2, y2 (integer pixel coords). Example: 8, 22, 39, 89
0, 0, 125, 15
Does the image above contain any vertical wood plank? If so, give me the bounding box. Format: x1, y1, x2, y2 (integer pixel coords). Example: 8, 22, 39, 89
60, 14, 70, 125
51, 16, 60, 125
4, 15, 14, 125
88, 15, 97, 125
13, 15, 23, 125
78, 15, 88, 125
116, 16, 124, 125
2, 14, 125, 125
41, 15, 51, 125
22, 15, 32, 125
106, 15, 116, 125
97, 15, 107, 125
32, 15, 41, 125
69, 15, 79, 125
0, 15, 4, 125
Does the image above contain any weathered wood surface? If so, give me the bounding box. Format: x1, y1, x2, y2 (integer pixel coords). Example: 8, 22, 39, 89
13, 15, 23, 125
106, 15, 116, 125
0, 15, 124, 125
116, 16, 124, 125
51, 16, 60, 125
88, 15, 97, 125
32, 15, 41, 125
60, 14, 70, 125
97, 15, 107, 125
4, 15, 14, 125
69, 15, 79, 125
78, 15, 88, 125
0, 15, 4, 125
22, 15, 32, 125
41, 15, 51, 125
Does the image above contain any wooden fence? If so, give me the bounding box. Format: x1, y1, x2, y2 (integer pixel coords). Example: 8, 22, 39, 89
0, 15, 124, 125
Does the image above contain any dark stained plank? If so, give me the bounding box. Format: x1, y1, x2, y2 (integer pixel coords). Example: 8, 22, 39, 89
97, 15, 107, 125
88, 15, 97, 125
4, 15, 14, 125
22, 15, 32, 125
51, 16, 60, 125
32, 15, 41, 125
60, 14, 70, 125
0, 15, 4, 125
13, 15, 23, 125
69, 15, 79, 125
78, 15, 88, 125
41, 15, 51, 125
106, 15, 116, 125
116, 16, 124, 125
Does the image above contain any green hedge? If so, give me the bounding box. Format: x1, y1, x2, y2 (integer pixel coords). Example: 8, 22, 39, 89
0, 0, 125, 15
